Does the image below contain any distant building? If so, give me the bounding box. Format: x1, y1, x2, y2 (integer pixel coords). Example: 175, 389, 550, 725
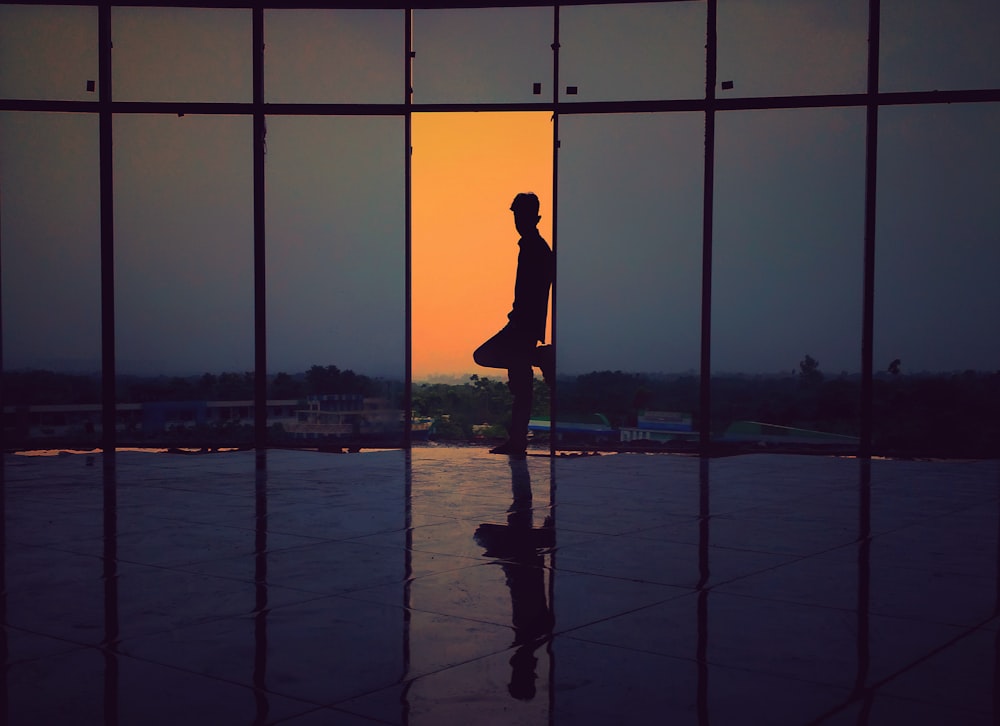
721, 421, 860, 447
621, 414, 859, 448
284, 394, 402, 441
619, 411, 696, 444
528, 413, 618, 444
2, 395, 395, 443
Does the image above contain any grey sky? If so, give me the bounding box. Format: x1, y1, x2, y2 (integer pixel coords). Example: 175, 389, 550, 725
558, 111, 704, 375
113, 114, 255, 375
1, 1, 998, 380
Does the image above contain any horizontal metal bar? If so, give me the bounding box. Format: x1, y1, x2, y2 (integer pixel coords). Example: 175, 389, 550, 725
0, 0, 696, 9
875, 88, 1000, 106
562, 88, 1000, 114
3, 88, 999, 117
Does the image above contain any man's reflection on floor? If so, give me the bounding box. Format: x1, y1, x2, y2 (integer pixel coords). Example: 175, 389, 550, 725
474, 459, 555, 701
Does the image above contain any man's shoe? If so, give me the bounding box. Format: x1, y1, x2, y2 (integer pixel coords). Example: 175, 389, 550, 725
489, 440, 527, 458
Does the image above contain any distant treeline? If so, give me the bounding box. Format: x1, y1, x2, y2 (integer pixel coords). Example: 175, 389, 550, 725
5, 365, 999, 458
558, 368, 1000, 459
412, 375, 548, 440
869, 372, 1000, 458
415, 367, 1000, 458
3, 365, 389, 405
559, 368, 1000, 458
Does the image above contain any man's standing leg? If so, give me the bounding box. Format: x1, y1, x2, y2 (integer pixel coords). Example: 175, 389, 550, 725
502, 362, 533, 457
475, 325, 535, 457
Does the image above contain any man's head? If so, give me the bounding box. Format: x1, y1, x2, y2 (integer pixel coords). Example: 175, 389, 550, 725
510, 192, 541, 237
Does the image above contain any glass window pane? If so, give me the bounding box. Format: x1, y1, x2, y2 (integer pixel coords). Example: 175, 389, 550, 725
266, 116, 405, 448
711, 108, 866, 451
717, 0, 868, 97
561, 2, 705, 101
874, 103, 1000, 457
0, 5, 97, 101
264, 9, 403, 104
413, 7, 552, 104
112, 8, 251, 103
881, 0, 1000, 92
556, 113, 703, 449
114, 115, 254, 446
1, 112, 101, 448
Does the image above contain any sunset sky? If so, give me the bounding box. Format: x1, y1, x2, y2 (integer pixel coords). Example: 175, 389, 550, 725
1, 1, 998, 382
412, 112, 552, 380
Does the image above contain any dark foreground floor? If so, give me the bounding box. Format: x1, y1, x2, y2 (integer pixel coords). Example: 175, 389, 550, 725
2, 446, 998, 725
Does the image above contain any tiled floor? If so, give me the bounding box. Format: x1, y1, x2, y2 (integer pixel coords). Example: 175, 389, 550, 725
1, 446, 997, 725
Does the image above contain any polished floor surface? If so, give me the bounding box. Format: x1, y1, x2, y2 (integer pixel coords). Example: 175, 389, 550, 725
2, 446, 998, 725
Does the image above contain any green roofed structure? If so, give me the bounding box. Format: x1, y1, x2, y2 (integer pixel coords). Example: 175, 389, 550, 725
723, 421, 860, 447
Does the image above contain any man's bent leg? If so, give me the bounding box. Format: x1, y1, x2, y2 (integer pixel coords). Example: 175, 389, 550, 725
474, 326, 517, 370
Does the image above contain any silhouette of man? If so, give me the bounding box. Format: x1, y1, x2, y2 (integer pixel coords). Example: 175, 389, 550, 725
473, 192, 554, 458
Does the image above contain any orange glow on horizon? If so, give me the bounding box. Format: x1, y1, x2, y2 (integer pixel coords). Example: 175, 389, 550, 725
412, 112, 552, 380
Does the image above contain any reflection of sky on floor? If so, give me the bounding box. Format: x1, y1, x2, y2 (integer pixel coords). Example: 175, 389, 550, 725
3, 447, 998, 724
1, 3, 998, 377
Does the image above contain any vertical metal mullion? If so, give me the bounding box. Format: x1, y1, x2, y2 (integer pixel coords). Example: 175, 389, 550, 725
404, 8, 413, 449
549, 3, 559, 457
860, 0, 881, 459
99, 1, 116, 465
699, 0, 717, 456
0, 120, 4, 456
547, 7, 560, 723
253, 5, 267, 463
402, 16, 414, 724
696, 457, 711, 719
854, 457, 872, 698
